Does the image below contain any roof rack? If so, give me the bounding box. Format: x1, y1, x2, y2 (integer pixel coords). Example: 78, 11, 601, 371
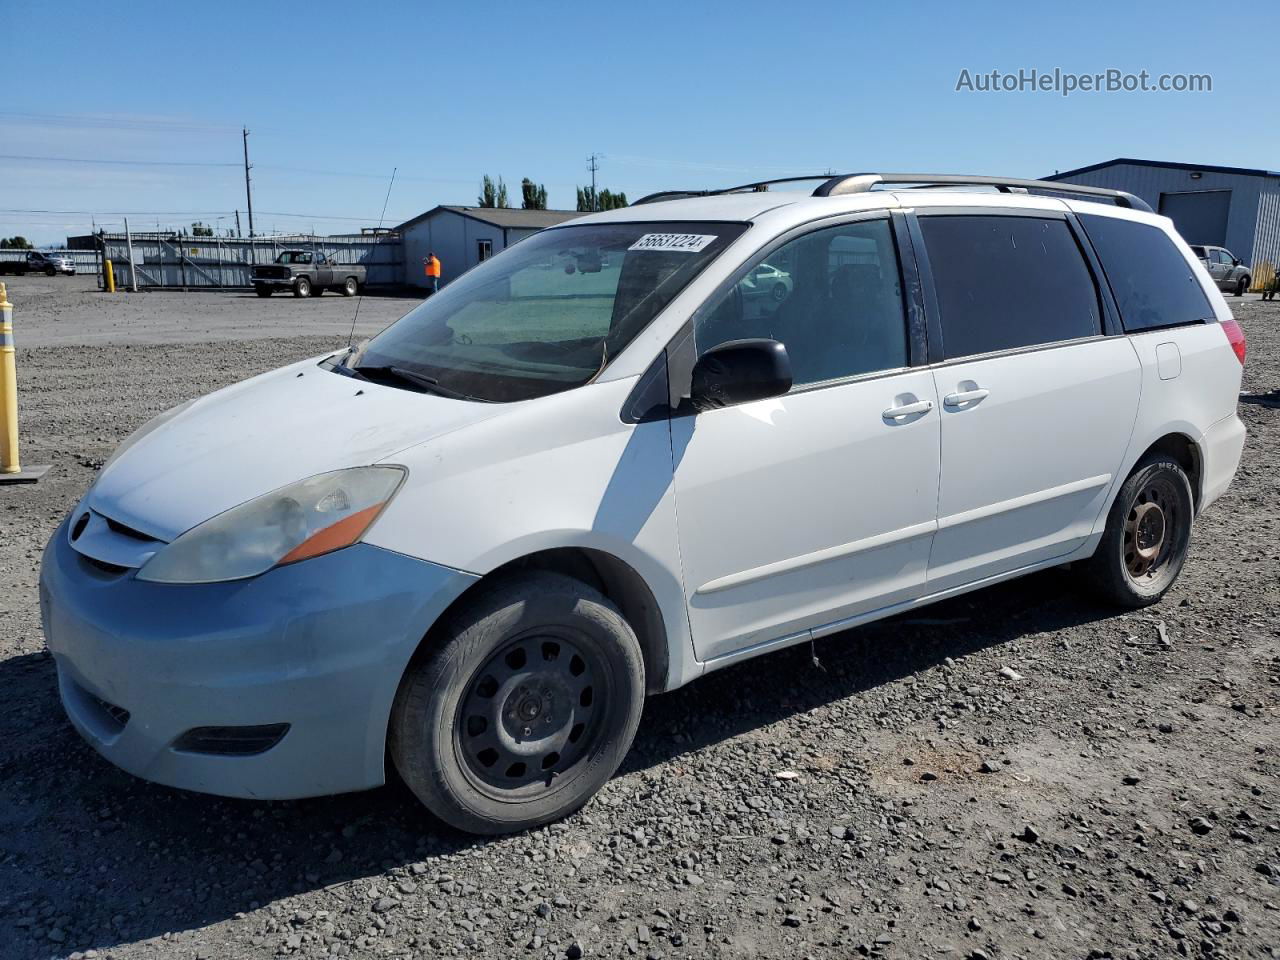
814, 173, 1153, 211
633, 173, 1153, 213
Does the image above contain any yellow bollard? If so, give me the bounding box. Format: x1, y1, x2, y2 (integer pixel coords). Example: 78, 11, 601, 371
0, 283, 51, 483
104, 259, 116, 294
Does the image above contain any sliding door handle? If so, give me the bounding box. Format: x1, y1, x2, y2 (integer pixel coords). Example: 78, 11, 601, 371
943, 388, 990, 408
882, 399, 934, 420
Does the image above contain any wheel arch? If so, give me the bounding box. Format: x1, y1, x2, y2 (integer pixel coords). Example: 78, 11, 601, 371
410, 547, 671, 696
1131, 431, 1203, 513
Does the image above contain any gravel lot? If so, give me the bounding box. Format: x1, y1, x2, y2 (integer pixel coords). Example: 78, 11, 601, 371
2, 274, 1278, 960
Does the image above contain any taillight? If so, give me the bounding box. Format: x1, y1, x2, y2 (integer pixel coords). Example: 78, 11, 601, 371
1221, 319, 1247, 366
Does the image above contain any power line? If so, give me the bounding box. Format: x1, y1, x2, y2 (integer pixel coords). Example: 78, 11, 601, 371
0, 154, 240, 168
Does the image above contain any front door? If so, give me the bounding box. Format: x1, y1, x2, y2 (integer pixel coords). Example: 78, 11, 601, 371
671, 216, 941, 663
313, 252, 334, 288
914, 211, 1141, 589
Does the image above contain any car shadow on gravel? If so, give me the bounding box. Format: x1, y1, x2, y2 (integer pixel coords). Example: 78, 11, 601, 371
0, 567, 1112, 957
622, 565, 1113, 774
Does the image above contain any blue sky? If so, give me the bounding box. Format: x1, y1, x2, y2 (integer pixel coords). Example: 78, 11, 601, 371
4, 0, 1275, 245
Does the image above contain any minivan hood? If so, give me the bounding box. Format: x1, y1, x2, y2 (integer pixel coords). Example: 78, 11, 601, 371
87, 356, 501, 541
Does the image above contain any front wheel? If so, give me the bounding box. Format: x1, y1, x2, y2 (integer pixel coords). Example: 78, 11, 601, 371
1080, 455, 1194, 608
255, 285, 273, 298
1235, 277, 1248, 297
390, 572, 645, 835
45, 266, 57, 277
342, 276, 358, 297
293, 276, 311, 298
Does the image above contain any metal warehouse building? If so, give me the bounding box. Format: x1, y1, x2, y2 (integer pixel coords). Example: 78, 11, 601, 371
1047, 158, 1280, 286
395, 206, 582, 289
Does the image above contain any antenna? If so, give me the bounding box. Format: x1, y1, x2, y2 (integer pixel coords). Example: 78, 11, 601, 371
346, 166, 397, 348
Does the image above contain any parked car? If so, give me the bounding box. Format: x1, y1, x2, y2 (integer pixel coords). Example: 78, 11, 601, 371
251, 250, 366, 298
1190, 245, 1251, 296
740, 261, 792, 302
0, 251, 76, 276
41, 174, 1247, 835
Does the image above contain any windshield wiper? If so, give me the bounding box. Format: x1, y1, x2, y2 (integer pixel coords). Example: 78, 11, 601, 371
354, 364, 487, 402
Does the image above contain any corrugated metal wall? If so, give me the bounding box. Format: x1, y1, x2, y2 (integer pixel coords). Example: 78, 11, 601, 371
1252, 185, 1280, 290
98, 234, 404, 289
1049, 163, 1273, 277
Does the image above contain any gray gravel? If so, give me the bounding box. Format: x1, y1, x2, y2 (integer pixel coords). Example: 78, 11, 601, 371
1, 276, 1278, 960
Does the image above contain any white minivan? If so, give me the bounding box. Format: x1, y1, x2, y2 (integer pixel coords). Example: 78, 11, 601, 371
40, 174, 1248, 834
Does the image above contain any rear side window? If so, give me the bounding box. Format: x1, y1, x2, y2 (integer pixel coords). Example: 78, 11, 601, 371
1078, 214, 1214, 332
918, 215, 1101, 359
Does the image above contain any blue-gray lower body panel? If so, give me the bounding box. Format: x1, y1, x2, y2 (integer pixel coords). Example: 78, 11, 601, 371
39, 521, 477, 799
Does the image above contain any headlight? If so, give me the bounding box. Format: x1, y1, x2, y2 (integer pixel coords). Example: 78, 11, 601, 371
101, 398, 198, 475
136, 466, 405, 584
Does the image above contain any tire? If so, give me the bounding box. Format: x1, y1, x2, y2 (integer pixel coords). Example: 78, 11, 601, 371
45, 266, 57, 277
1235, 277, 1249, 297
342, 276, 358, 297
293, 276, 311, 298
1080, 454, 1194, 608
771, 282, 788, 302
390, 572, 645, 835
255, 285, 273, 298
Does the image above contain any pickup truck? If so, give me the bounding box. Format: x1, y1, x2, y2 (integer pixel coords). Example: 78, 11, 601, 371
0, 251, 76, 276
251, 250, 366, 298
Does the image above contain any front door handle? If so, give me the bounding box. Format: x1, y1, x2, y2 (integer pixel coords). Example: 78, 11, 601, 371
882, 399, 934, 420
943, 388, 990, 408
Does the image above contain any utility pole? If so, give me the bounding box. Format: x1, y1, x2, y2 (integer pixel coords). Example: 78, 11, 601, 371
586, 153, 601, 211
242, 127, 255, 237
235, 210, 242, 238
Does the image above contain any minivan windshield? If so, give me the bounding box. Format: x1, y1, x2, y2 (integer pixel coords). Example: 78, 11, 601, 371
344, 220, 746, 402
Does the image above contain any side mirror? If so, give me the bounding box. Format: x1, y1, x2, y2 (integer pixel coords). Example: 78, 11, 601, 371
689, 338, 792, 412
1234, 258, 1241, 267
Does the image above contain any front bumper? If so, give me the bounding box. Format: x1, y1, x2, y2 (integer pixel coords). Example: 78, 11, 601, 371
252, 277, 295, 287
39, 521, 476, 799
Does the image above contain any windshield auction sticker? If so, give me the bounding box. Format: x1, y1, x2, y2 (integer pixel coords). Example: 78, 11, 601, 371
628, 234, 718, 253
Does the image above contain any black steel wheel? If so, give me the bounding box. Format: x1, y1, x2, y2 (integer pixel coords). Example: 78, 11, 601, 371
1235, 277, 1248, 297
455, 630, 606, 798
255, 285, 273, 297
772, 282, 788, 302
390, 572, 645, 834
1081, 454, 1194, 607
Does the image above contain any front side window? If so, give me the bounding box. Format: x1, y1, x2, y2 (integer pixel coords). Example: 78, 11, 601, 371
347, 221, 746, 402
1078, 214, 1214, 332
919, 215, 1101, 359
696, 219, 908, 386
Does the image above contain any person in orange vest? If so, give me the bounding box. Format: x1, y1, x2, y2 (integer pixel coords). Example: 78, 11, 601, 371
424, 252, 441, 294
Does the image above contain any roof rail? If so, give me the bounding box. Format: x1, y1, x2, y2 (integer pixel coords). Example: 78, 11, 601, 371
633, 174, 839, 206
812, 173, 1153, 212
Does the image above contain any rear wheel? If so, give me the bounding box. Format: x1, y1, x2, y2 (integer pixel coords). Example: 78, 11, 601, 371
390, 572, 645, 835
1235, 276, 1249, 297
1081, 455, 1194, 607
342, 276, 358, 297
293, 276, 311, 298
772, 282, 788, 302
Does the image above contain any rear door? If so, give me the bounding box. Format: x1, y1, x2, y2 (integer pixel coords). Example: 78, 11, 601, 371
671, 214, 940, 663
913, 210, 1141, 590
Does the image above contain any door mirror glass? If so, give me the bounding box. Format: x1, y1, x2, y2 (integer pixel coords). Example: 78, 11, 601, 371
689, 338, 792, 411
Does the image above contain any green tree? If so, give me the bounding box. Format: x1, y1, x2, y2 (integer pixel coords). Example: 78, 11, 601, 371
1, 236, 33, 249
521, 178, 548, 210
478, 175, 511, 208
191, 222, 214, 237
576, 187, 627, 212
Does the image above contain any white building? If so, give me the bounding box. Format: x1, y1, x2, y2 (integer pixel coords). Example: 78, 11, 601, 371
395, 206, 583, 289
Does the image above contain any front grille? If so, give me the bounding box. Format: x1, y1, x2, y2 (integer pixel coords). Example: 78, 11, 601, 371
79, 555, 129, 576
172, 724, 290, 756
104, 516, 158, 543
